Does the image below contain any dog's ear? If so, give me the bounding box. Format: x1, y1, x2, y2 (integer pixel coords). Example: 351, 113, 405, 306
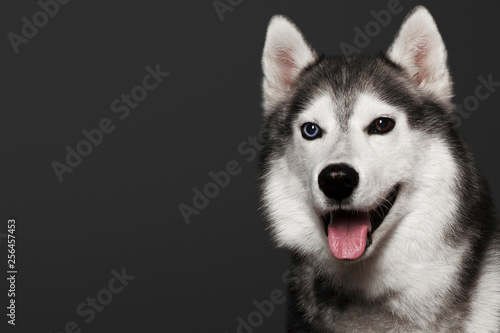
387, 7, 452, 107
262, 16, 317, 115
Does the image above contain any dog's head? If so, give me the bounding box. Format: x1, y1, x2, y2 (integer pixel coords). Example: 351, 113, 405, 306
260, 7, 458, 264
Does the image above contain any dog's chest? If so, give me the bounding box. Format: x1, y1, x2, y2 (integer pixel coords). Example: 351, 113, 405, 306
292, 278, 409, 332
288, 262, 466, 333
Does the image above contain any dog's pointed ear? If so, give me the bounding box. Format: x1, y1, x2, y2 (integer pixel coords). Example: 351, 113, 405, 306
387, 7, 453, 106
262, 16, 317, 115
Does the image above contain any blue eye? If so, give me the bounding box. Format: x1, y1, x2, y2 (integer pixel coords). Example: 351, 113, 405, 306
301, 122, 322, 140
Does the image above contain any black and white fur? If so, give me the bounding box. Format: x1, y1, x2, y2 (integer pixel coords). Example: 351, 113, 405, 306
259, 6, 500, 332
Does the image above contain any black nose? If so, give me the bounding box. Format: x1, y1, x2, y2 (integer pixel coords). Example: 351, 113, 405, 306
318, 164, 359, 201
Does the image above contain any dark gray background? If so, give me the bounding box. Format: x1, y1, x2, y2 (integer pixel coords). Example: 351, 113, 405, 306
2, 0, 499, 332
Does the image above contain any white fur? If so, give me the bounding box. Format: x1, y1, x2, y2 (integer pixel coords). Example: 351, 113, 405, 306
263, 91, 472, 328
262, 154, 328, 259
465, 244, 500, 332
261, 9, 499, 330
387, 7, 453, 108
261, 15, 317, 115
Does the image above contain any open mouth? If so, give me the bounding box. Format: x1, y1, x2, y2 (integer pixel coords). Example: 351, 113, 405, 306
321, 185, 399, 260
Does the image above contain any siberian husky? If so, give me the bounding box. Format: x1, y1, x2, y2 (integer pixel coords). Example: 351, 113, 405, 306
259, 6, 500, 332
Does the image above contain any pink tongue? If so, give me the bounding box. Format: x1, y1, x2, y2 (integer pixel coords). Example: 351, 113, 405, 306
328, 211, 371, 260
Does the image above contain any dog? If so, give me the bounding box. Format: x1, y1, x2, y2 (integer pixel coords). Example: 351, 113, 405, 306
259, 6, 500, 332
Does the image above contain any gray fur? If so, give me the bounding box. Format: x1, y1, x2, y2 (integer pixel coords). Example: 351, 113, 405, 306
260, 7, 500, 332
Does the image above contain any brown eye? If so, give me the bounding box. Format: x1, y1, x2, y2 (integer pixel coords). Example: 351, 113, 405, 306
368, 117, 395, 135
